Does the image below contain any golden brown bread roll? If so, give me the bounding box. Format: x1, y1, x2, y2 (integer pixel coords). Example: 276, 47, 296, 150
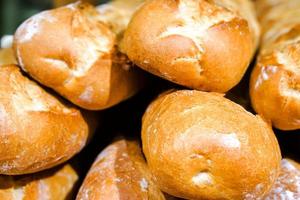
76, 139, 165, 200
0, 164, 78, 200
53, 0, 97, 7
264, 159, 300, 200
250, 0, 300, 130
0, 65, 97, 175
0, 35, 17, 65
120, 0, 260, 93
97, 0, 144, 37
14, 2, 144, 110
142, 90, 281, 200
0, 48, 17, 66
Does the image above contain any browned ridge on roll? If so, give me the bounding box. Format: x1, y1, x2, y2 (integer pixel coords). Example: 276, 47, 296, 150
250, 0, 300, 130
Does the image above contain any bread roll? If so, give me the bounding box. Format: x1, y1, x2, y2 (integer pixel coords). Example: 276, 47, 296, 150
0, 164, 78, 200
97, 0, 144, 37
142, 90, 281, 200
250, 0, 300, 130
264, 159, 300, 200
14, 2, 144, 110
120, 0, 260, 93
0, 65, 97, 175
0, 36, 17, 65
53, 0, 97, 7
76, 139, 165, 200
0, 48, 17, 66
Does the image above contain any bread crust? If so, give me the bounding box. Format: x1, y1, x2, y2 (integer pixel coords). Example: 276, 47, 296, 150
250, 0, 300, 130
0, 164, 78, 200
14, 2, 144, 110
76, 139, 165, 200
97, 0, 144, 37
120, 0, 259, 92
0, 48, 17, 66
264, 159, 300, 199
142, 90, 281, 200
0, 65, 97, 175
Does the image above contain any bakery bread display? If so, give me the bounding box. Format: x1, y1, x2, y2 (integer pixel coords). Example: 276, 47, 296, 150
0, 64, 97, 175
120, 0, 260, 93
14, 2, 144, 110
142, 90, 281, 200
264, 158, 300, 199
1, 0, 299, 198
76, 139, 165, 200
250, 0, 300, 130
0, 164, 78, 200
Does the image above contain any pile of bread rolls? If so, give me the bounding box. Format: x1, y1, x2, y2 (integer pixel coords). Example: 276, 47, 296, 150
0, 0, 299, 199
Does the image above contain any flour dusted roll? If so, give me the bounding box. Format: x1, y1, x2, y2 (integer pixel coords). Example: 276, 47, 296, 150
142, 90, 281, 200
0, 65, 97, 175
76, 139, 165, 200
14, 2, 144, 110
264, 159, 300, 200
250, 0, 300, 130
120, 0, 260, 93
0, 164, 78, 200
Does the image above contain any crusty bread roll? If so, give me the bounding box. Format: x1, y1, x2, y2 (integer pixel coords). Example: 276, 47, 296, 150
0, 35, 17, 65
0, 65, 97, 175
14, 2, 144, 110
120, 0, 260, 93
97, 0, 144, 37
0, 48, 17, 66
142, 90, 281, 200
76, 139, 165, 200
54, 0, 97, 7
264, 159, 300, 199
250, 0, 300, 130
0, 164, 78, 200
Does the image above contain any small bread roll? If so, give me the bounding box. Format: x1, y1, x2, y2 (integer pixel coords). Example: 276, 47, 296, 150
0, 65, 97, 175
0, 35, 17, 65
76, 139, 165, 200
0, 48, 17, 66
97, 0, 144, 37
53, 0, 97, 7
142, 90, 281, 200
14, 2, 143, 110
250, 0, 300, 130
120, 0, 259, 92
264, 159, 300, 199
0, 164, 78, 200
